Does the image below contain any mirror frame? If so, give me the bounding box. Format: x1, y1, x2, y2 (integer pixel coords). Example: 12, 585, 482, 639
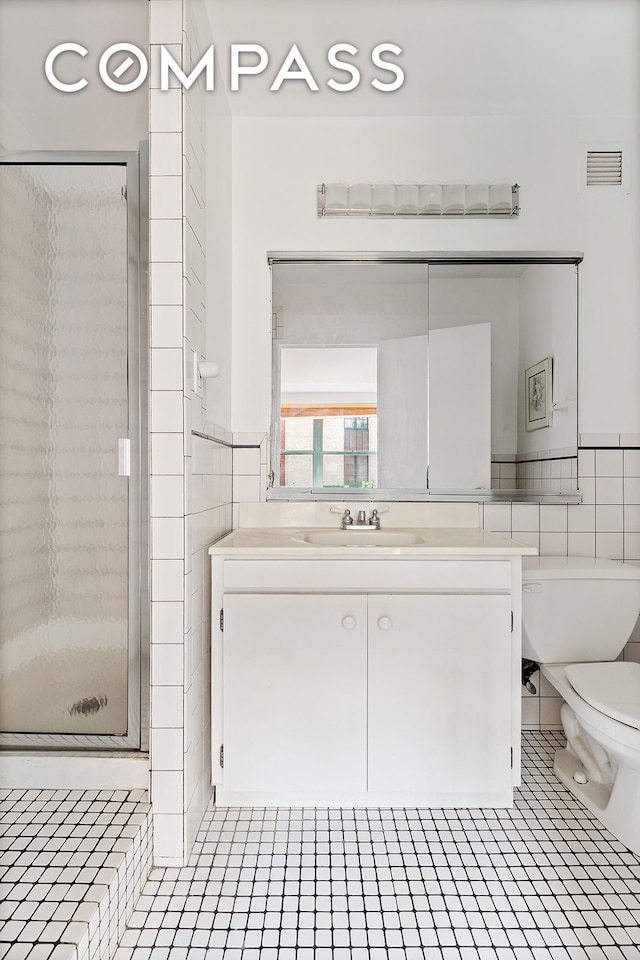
268, 250, 583, 504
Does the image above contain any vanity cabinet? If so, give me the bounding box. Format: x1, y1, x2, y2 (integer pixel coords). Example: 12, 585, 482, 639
223, 593, 368, 795
212, 556, 520, 807
367, 594, 512, 797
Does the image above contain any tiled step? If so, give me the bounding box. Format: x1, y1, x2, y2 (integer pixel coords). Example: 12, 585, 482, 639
0, 789, 152, 960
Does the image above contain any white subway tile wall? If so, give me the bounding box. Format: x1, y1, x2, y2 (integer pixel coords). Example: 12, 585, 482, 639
148, 0, 232, 867
232, 435, 269, 506
515, 456, 578, 492
492, 450, 578, 493
483, 439, 640, 729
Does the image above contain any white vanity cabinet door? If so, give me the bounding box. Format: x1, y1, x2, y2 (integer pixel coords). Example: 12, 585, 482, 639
368, 594, 513, 800
223, 594, 367, 796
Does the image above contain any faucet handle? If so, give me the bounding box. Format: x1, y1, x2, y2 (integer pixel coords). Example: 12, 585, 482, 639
341, 509, 353, 527
369, 509, 381, 528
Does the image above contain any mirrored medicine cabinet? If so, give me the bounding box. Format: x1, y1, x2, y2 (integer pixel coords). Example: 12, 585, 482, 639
269, 251, 582, 503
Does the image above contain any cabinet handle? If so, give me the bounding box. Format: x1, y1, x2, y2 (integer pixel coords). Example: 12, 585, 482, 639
377, 616, 393, 631
341, 615, 357, 630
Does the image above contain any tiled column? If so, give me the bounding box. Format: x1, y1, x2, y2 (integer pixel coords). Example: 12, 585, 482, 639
148, 0, 187, 865
148, 0, 233, 866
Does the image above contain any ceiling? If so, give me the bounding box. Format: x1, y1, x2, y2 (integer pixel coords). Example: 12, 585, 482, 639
0, 0, 149, 150
0, 0, 637, 150
203, 0, 640, 117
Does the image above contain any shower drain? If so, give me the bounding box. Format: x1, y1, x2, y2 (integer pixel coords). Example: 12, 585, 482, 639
68, 695, 108, 717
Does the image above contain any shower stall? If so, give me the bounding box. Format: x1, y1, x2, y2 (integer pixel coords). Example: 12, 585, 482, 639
0, 151, 148, 751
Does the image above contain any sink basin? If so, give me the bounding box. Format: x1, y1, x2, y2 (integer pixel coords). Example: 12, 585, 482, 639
300, 529, 424, 547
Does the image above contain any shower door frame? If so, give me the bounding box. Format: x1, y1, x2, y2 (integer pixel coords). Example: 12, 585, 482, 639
0, 149, 149, 751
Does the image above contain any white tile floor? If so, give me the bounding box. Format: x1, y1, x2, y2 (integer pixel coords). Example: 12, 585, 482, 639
0, 789, 152, 960
114, 733, 640, 960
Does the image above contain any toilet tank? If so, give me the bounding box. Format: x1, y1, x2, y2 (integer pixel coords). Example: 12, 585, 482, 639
522, 557, 640, 664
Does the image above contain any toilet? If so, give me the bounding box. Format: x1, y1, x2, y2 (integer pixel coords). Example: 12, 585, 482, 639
522, 556, 640, 853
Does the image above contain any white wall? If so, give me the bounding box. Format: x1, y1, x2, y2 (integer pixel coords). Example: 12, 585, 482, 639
229, 110, 639, 439
517, 265, 578, 456
272, 263, 428, 345
0, 0, 148, 151
204, 111, 233, 430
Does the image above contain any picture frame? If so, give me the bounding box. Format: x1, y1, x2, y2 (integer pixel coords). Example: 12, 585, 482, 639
525, 356, 552, 430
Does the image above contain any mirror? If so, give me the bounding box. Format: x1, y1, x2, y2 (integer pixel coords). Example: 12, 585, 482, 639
270, 255, 580, 500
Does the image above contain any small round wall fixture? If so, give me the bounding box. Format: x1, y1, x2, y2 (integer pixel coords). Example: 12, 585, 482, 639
198, 361, 220, 379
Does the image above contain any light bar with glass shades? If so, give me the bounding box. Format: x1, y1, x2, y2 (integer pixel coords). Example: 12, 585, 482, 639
317, 181, 520, 217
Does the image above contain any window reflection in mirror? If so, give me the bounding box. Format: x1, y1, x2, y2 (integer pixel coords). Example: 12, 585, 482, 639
271, 257, 579, 499
279, 346, 378, 489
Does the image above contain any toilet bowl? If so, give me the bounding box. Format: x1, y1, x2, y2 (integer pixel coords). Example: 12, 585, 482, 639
522, 556, 640, 853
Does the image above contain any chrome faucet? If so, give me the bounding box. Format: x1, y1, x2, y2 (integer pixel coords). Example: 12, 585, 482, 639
338, 508, 384, 530
340, 509, 353, 529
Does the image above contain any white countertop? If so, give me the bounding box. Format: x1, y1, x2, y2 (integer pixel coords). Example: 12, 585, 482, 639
208, 526, 537, 558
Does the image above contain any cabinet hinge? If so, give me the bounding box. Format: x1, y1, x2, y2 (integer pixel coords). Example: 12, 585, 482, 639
219, 744, 224, 768
219, 608, 224, 632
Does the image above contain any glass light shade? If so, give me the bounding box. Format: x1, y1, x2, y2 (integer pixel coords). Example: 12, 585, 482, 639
396, 181, 419, 214
418, 182, 442, 214
489, 180, 513, 213
466, 181, 489, 213
372, 181, 396, 214
324, 181, 349, 212
442, 181, 465, 214
348, 181, 372, 212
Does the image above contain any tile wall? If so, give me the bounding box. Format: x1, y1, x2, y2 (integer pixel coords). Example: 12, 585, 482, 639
491, 449, 579, 493
515, 453, 578, 493
148, 0, 232, 867
231, 435, 269, 515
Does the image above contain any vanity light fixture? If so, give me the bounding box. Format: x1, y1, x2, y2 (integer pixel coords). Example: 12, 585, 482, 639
317, 180, 520, 217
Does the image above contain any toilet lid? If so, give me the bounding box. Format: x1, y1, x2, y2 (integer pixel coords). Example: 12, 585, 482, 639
565, 662, 640, 730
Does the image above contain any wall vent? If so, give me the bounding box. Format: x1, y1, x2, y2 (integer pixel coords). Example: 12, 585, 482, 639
586, 150, 623, 186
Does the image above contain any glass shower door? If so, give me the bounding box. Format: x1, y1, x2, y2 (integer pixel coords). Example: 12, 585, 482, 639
0, 157, 144, 745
